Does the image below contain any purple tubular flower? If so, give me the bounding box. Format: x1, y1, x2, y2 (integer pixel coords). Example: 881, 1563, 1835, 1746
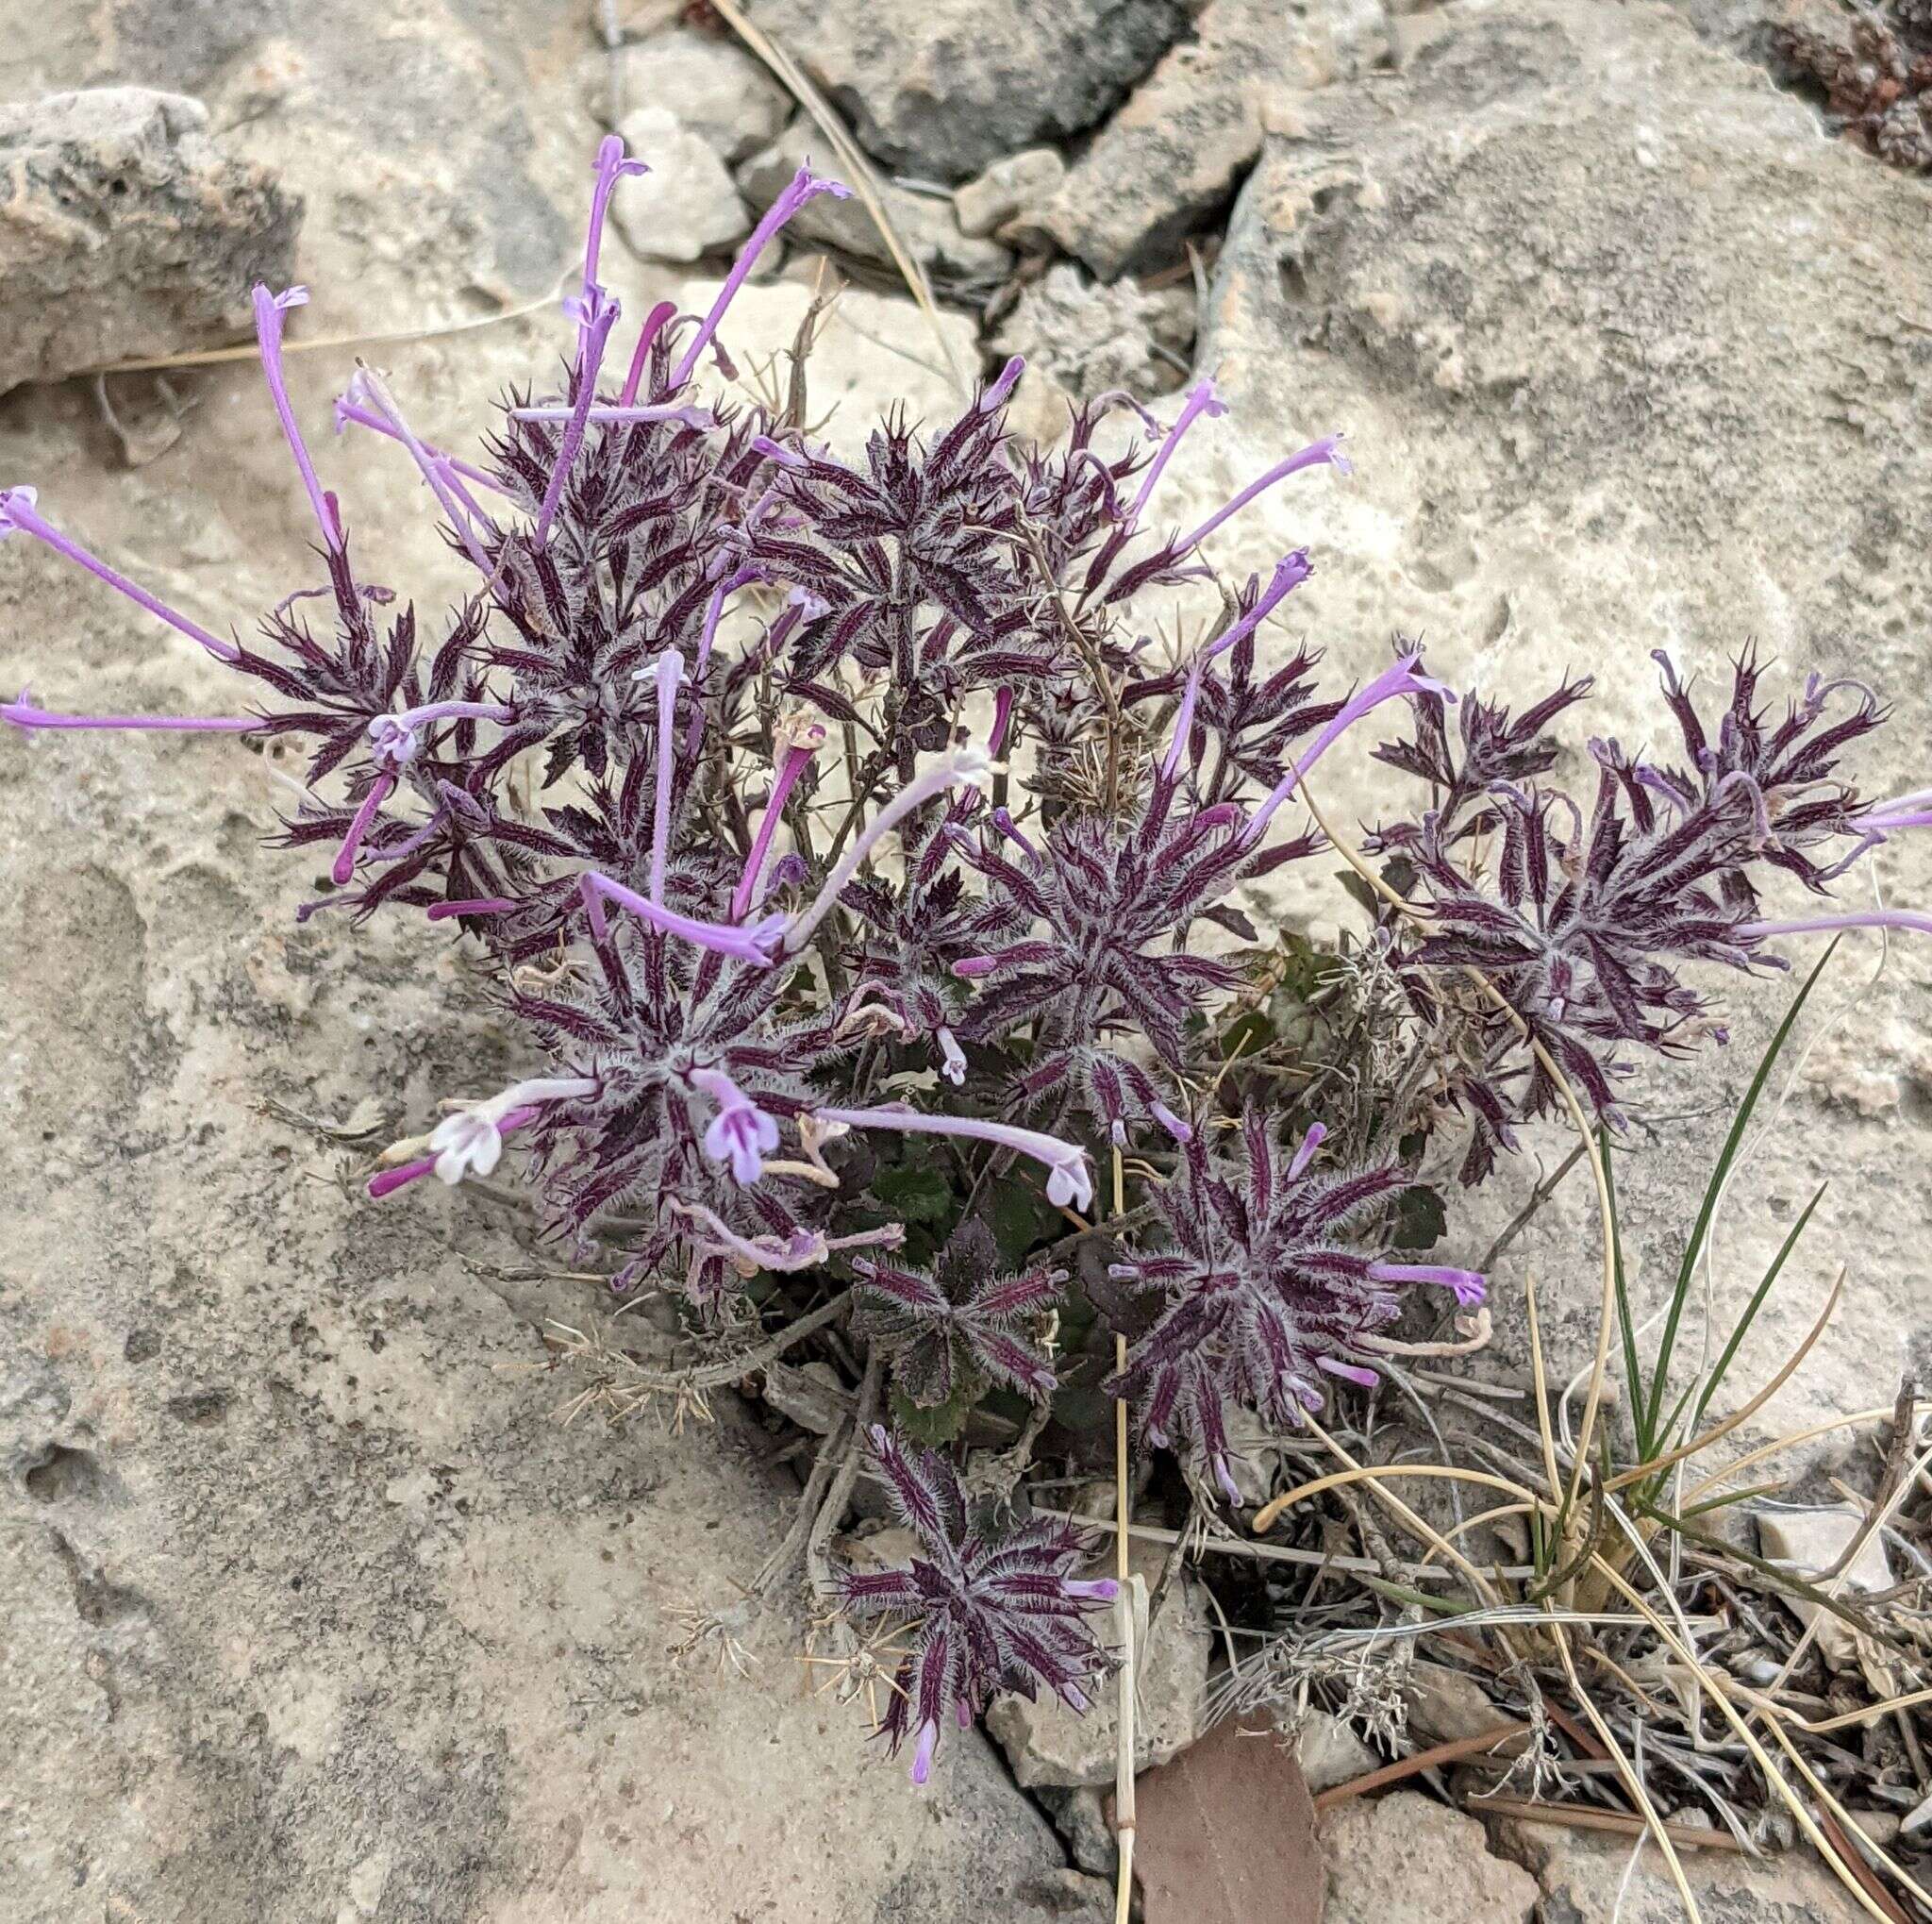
816, 1102, 1094, 1212
0, 488, 239, 662
672, 165, 853, 390
427, 896, 515, 921
979, 355, 1024, 415
578, 869, 787, 965
1128, 376, 1227, 526
1062, 1578, 1120, 1602
990, 685, 1016, 757
1242, 654, 1456, 847
331, 770, 397, 884
343, 370, 495, 571
1179, 435, 1349, 554
732, 720, 826, 922
1318, 1357, 1380, 1388
910, 1722, 940, 1787
989, 808, 1038, 861
368, 699, 512, 770
691, 1066, 780, 1184
333, 394, 514, 498
251, 286, 341, 551
951, 955, 999, 979
936, 1027, 967, 1086
619, 300, 679, 407
577, 135, 648, 354
2, 689, 258, 733
649, 649, 686, 902
535, 286, 623, 548
1368, 1261, 1486, 1307
1161, 551, 1311, 777
783, 745, 991, 956
1286, 1121, 1326, 1180
1150, 1101, 1193, 1145
1740, 909, 1932, 943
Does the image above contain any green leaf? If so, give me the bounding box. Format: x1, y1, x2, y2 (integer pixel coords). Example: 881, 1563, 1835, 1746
1642, 941, 1837, 1445
984, 1177, 1062, 1270
870, 1163, 959, 1226
890, 1376, 978, 1446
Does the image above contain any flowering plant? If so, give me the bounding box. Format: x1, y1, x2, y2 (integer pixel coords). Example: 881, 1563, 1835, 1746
7, 134, 1924, 1783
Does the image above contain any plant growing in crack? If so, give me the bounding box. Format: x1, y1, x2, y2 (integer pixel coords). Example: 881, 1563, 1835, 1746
6, 127, 1928, 1822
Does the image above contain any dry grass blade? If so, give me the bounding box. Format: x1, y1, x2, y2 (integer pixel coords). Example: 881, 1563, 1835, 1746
706, 0, 964, 393
1312, 1724, 1529, 1812
1603, 1265, 1849, 1493
76, 274, 573, 376
1110, 1145, 1138, 1924
1478, 1797, 1747, 1852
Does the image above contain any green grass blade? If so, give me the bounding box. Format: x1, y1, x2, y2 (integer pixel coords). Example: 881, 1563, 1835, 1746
1641, 940, 1838, 1443
1602, 1125, 1649, 1463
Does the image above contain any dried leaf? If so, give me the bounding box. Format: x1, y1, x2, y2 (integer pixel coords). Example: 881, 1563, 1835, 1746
1132, 1715, 1323, 1924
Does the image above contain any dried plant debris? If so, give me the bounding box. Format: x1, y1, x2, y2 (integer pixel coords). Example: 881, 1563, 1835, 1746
1775, 1, 1932, 172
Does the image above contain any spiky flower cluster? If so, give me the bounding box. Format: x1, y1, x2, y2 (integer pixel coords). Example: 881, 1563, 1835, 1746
6, 132, 1925, 1781
837, 1426, 1118, 1782
1367, 649, 1918, 1182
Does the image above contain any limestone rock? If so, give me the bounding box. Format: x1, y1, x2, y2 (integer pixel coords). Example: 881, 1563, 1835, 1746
738, 122, 1012, 285
1757, 1505, 1896, 1667
1322, 1793, 1537, 1924
1497, 1818, 1866, 1923
741, 0, 1192, 181
612, 105, 748, 263
986, 1573, 1209, 1787
0, 89, 298, 393
954, 148, 1067, 238
607, 27, 790, 162
1297, 1708, 1378, 1793
1041, 0, 1387, 278
991, 264, 1193, 418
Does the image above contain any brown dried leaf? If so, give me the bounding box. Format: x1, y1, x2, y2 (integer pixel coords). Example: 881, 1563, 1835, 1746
1131, 1714, 1323, 1924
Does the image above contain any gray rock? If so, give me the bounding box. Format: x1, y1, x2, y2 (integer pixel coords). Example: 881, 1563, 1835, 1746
741, 0, 1193, 181
0, 89, 298, 394
1401, 1659, 1516, 1748
1041, 0, 1387, 278
739, 122, 1012, 285
986, 1572, 1209, 1787
1324, 1793, 1538, 1924
1035, 1784, 1119, 1878
763, 1357, 853, 1434
991, 263, 1192, 442
606, 27, 791, 163
954, 148, 1067, 239
1496, 1818, 1866, 1922
1296, 1707, 1378, 1793
673, 266, 980, 457
612, 105, 749, 262
1757, 1505, 1896, 1668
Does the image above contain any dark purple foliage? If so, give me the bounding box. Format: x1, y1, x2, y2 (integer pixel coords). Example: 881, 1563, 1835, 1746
853, 1218, 1063, 1406
835, 1425, 1118, 1782
1104, 1111, 1482, 1503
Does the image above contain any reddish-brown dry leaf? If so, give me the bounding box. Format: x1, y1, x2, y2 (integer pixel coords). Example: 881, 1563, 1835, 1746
1130, 1715, 1324, 1924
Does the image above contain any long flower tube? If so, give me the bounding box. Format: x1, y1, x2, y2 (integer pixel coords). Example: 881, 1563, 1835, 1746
1241, 654, 1456, 847
0, 489, 238, 662
781, 745, 991, 957
252, 285, 341, 551
1177, 435, 1349, 554
813, 1102, 1094, 1212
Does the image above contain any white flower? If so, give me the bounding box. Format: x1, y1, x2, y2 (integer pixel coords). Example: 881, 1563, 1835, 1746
428, 1108, 504, 1184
